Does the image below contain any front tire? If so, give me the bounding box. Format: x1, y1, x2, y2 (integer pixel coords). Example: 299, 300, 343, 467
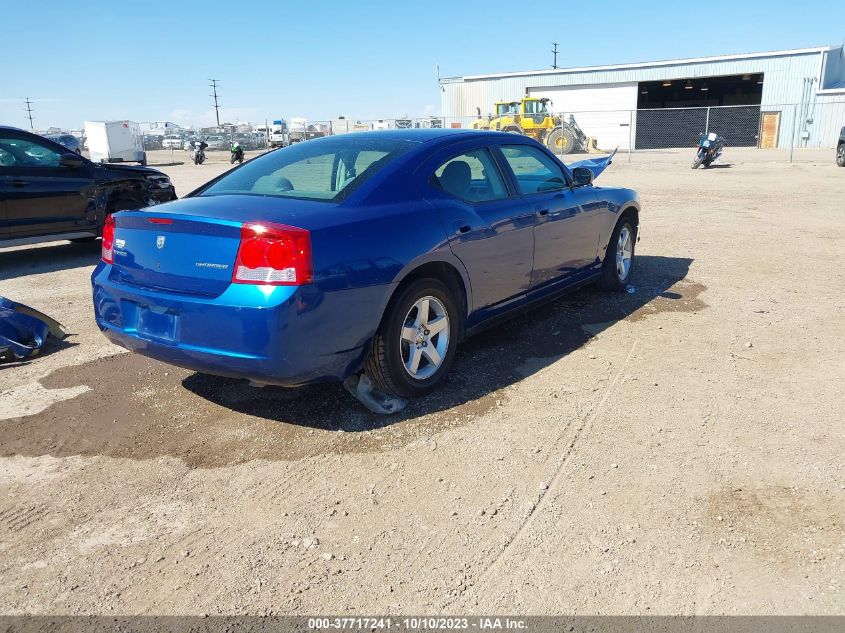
837, 144, 845, 167
364, 278, 459, 399
546, 127, 577, 154
600, 217, 636, 291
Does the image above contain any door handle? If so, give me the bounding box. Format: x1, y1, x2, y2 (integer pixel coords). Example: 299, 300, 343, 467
9, 179, 28, 187
536, 208, 549, 217
457, 224, 471, 234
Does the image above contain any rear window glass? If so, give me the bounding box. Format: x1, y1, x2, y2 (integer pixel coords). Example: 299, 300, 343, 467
198, 137, 416, 202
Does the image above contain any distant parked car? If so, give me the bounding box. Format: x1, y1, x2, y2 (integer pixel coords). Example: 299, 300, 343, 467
43, 133, 81, 154
204, 135, 228, 150
162, 135, 183, 150
92, 129, 639, 400
0, 126, 176, 247
143, 134, 163, 150
837, 126, 844, 167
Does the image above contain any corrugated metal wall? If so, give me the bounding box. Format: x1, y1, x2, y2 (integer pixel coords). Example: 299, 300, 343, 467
442, 52, 826, 116
441, 49, 845, 148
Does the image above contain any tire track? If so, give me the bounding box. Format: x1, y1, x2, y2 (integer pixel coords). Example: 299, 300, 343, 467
451, 338, 639, 606
0, 503, 50, 532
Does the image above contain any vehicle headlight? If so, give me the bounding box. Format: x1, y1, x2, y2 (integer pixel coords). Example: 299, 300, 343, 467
145, 174, 172, 189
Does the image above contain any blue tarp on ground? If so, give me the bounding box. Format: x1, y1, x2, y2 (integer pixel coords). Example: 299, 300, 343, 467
0, 297, 67, 362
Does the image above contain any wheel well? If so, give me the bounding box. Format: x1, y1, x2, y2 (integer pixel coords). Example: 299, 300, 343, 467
620, 206, 639, 230
391, 262, 468, 338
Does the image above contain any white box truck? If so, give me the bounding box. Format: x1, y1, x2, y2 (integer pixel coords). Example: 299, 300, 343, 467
269, 119, 289, 148
84, 120, 147, 165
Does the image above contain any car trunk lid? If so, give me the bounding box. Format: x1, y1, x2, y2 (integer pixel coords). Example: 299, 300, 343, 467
110, 212, 242, 296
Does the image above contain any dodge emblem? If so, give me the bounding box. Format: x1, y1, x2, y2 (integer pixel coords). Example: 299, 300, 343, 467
156, 235, 166, 249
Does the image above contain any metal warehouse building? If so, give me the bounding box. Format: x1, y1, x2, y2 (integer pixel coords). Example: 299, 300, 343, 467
439, 45, 845, 151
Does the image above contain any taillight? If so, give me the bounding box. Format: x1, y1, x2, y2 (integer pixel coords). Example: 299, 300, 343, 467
101, 214, 115, 264
232, 222, 313, 286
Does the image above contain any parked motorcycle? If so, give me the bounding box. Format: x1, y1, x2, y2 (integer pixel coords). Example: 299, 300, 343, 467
692, 132, 725, 169
192, 140, 208, 165
230, 141, 244, 164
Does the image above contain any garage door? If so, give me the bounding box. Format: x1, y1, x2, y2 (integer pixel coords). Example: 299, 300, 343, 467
528, 83, 637, 150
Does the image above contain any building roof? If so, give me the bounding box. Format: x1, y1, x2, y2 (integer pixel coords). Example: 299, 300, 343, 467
442, 46, 835, 82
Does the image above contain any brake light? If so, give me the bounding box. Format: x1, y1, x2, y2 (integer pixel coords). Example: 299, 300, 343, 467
232, 222, 313, 286
101, 214, 115, 264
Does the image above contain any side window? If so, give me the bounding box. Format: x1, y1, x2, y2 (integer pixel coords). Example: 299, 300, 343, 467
500, 145, 569, 195
354, 150, 389, 173
0, 146, 15, 167
432, 148, 508, 203
0, 136, 63, 168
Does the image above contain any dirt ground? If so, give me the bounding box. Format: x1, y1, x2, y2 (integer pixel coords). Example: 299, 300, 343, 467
1, 148, 843, 615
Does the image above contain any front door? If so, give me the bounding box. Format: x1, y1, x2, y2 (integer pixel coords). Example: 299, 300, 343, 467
496, 143, 602, 289
0, 133, 96, 238
759, 112, 780, 149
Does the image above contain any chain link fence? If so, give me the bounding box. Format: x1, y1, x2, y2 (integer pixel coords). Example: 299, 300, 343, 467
133, 101, 845, 163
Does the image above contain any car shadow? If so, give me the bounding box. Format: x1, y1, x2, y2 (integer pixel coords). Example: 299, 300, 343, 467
182, 255, 701, 431
0, 240, 101, 281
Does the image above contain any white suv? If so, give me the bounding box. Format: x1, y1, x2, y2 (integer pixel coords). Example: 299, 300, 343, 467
161, 135, 183, 149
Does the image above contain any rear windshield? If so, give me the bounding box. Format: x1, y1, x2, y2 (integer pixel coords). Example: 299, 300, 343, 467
198, 137, 416, 202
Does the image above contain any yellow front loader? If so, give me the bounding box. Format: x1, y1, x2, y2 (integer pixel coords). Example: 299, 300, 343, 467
471, 98, 598, 154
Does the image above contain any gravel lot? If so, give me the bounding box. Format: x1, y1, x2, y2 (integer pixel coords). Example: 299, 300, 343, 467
1, 148, 843, 615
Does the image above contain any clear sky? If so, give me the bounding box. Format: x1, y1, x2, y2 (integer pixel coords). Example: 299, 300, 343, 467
3, 0, 844, 130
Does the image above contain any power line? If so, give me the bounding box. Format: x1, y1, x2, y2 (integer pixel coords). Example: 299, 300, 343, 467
551, 42, 559, 69
209, 79, 221, 126
24, 97, 35, 129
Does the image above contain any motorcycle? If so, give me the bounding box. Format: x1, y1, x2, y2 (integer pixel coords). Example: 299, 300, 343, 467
193, 141, 208, 165
230, 141, 244, 164
692, 132, 725, 169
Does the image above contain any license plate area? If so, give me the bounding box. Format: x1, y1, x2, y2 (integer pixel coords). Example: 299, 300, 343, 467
136, 306, 179, 342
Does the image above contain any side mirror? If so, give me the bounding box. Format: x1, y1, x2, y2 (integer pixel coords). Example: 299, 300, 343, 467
572, 167, 593, 187
59, 153, 84, 169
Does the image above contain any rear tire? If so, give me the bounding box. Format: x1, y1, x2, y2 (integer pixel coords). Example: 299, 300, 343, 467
837, 144, 845, 167
600, 217, 636, 291
364, 278, 459, 399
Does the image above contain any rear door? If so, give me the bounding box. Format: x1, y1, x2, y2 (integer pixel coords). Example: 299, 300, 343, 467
0, 144, 9, 238
423, 143, 535, 319
496, 143, 602, 289
0, 132, 97, 238
0, 190, 8, 241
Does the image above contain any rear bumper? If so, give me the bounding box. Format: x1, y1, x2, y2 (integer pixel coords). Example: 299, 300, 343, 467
91, 264, 391, 386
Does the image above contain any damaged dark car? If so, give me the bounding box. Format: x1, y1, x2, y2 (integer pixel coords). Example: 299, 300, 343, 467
0, 125, 176, 247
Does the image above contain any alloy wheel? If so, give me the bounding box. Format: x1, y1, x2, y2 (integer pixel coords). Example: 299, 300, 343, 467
400, 296, 450, 380
616, 226, 633, 281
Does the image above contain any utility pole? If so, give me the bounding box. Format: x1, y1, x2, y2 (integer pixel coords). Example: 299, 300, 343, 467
24, 97, 35, 129
209, 79, 221, 126
551, 42, 559, 69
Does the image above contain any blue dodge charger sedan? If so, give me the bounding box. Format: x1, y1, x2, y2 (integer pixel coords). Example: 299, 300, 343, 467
92, 129, 639, 398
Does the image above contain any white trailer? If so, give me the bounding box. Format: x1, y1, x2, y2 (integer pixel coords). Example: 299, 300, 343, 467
84, 120, 146, 164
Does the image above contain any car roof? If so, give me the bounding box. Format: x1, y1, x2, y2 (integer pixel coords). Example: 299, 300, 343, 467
331, 128, 507, 143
